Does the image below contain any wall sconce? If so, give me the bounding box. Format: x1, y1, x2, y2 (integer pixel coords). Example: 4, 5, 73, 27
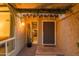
21, 22, 25, 26
19, 22, 25, 30
19, 20, 25, 28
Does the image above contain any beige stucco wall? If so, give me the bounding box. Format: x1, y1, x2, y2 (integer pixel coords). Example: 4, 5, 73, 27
10, 13, 26, 56
56, 4, 79, 55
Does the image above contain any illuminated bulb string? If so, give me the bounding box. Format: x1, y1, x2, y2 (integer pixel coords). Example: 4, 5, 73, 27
22, 13, 58, 18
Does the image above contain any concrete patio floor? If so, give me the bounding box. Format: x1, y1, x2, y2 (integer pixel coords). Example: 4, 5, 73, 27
17, 44, 64, 56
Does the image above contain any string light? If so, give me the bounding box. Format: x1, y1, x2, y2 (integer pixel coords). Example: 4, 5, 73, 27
22, 13, 58, 18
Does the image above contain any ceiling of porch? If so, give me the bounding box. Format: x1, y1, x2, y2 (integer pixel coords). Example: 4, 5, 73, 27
12, 3, 74, 9
0, 3, 76, 14
8, 3, 76, 13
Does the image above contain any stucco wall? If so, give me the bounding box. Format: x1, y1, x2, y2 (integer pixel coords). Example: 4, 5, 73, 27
57, 8, 79, 55
10, 13, 26, 56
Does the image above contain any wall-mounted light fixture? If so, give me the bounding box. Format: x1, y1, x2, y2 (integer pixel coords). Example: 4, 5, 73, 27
21, 22, 25, 26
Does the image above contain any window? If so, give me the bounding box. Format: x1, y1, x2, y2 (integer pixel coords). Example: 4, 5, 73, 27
0, 4, 14, 41
0, 12, 10, 41
0, 4, 15, 56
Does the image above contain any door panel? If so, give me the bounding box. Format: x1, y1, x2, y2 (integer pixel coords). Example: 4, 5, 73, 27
43, 22, 55, 45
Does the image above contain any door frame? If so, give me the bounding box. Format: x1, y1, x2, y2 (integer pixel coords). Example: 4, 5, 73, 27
30, 20, 39, 44
42, 20, 56, 45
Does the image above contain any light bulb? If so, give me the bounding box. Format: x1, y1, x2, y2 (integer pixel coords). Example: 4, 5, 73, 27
21, 22, 25, 26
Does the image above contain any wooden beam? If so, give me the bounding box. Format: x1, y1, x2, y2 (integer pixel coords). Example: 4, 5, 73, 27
0, 11, 9, 12
0, 5, 7, 7
16, 8, 68, 14
8, 3, 16, 10
15, 4, 76, 14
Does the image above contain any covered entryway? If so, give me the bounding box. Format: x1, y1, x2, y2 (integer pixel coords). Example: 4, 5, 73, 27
1, 3, 79, 56
24, 13, 57, 46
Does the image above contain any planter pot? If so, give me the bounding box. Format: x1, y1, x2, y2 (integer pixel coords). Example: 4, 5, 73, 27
27, 42, 32, 47
27, 37, 32, 48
